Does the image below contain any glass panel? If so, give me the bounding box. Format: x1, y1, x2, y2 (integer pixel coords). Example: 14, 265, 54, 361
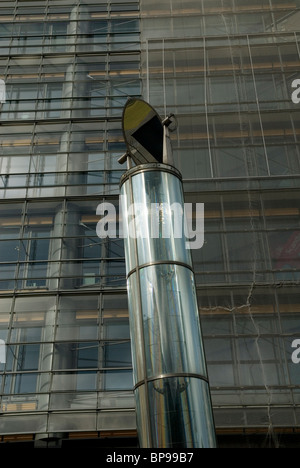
103, 369, 133, 391
205, 338, 235, 387
104, 341, 132, 368
193, 232, 225, 283
50, 392, 97, 410
5, 344, 40, 372
104, 318, 130, 340
269, 231, 300, 281
238, 337, 288, 386
0, 298, 11, 343
98, 391, 134, 409
0, 204, 23, 239
48, 412, 97, 433
1, 394, 49, 412
97, 410, 136, 431
51, 372, 97, 391
4, 374, 38, 395
56, 295, 99, 341
53, 343, 98, 370
0, 413, 47, 434
0, 240, 20, 262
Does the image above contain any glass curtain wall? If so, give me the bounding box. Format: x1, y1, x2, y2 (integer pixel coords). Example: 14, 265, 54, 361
140, 0, 300, 441
0, 0, 300, 445
0, 0, 139, 439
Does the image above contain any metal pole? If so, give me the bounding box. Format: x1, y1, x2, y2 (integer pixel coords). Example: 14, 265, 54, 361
120, 163, 216, 448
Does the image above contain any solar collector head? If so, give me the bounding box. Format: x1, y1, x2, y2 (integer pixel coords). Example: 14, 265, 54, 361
121, 98, 166, 167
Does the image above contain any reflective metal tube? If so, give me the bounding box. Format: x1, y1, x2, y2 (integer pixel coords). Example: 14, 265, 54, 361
120, 163, 216, 448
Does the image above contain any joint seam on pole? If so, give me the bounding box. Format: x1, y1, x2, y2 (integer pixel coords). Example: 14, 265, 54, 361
127, 261, 194, 280
134, 373, 210, 391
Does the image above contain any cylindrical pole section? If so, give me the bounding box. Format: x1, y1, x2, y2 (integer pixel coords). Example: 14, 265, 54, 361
120, 162, 216, 448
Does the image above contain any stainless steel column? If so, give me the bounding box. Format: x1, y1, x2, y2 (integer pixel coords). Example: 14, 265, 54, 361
120, 163, 216, 448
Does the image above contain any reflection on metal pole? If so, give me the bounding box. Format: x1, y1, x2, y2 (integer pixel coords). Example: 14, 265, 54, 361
120, 99, 216, 448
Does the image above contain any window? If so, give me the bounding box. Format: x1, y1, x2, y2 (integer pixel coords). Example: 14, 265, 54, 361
56, 295, 99, 341
193, 232, 226, 283
4, 344, 40, 394
103, 318, 131, 368
20, 228, 51, 288
53, 343, 98, 370
238, 337, 287, 386
102, 295, 133, 390
205, 338, 235, 387
0, 298, 12, 345
7, 84, 38, 120
41, 83, 63, 119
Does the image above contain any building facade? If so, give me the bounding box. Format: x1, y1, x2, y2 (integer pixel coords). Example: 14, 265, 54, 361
0, 0, 299, 448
